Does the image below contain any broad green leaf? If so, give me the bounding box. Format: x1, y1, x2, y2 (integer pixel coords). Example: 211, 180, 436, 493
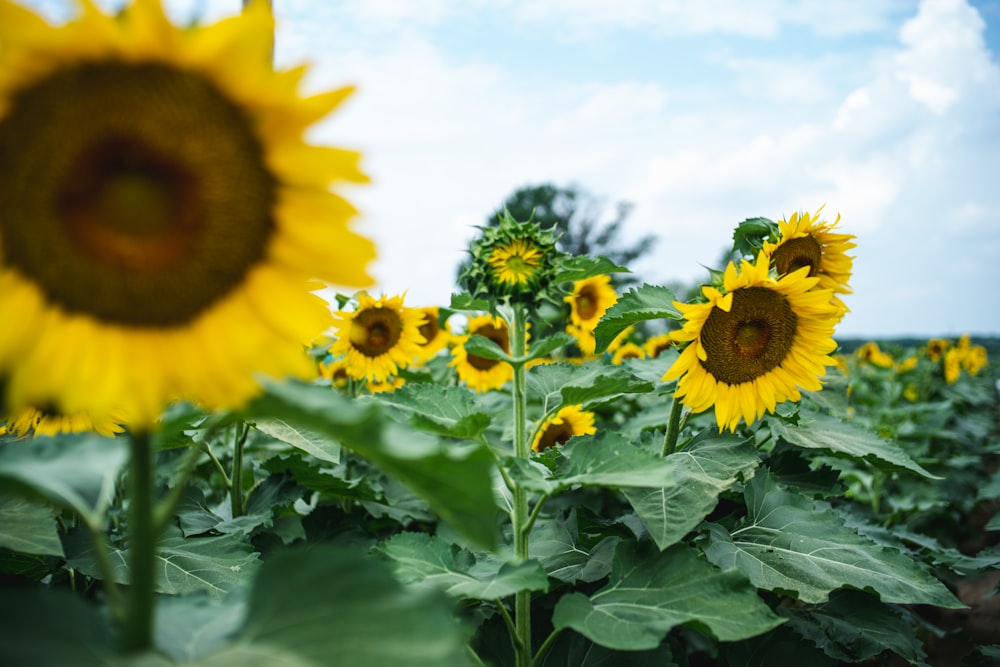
624, 432, 760, 550
527, 362, 653, 413
63, 526, 260, 598
196, 546, 471, 667
725, 625, 837, 667
253, 417, 341, 464
701, 469, 963, 607
380, 532, 549, 599
245, 380, 498, 549
0, 495, 65, 556
593, 285, 681, 353
155, 592, 246, 663
732, 216, 777, 256
369, 384, 492, 439
262, 452, 381, 502
449, 292, 491, 312
0, 588, 114, 666
0, 434, 127, 520
781, 589, 929, 666
770, 409, 937, 478
552, 542, 784, 650
462, 334, 512, 362
553, 255, 630, 283
524, 332, 576, 362
539, 631, 677, 667
529, 513, 618, 584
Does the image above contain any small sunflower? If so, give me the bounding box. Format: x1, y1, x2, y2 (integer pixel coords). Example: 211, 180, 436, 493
565, 275, 617, 328
532, 404, 596, 453
450, 314, 513, 393
963, 345, 988, 376
330, 293, 425, 383
663, 252, 840, 432
366, 376, 406, 394
611, 342, 646, 365
643, 333, 675, 359
1, 406, 124, 438
318, 355, 350, 391
763, 208, 855, 314
413, 306, 451, 364
488, 238, 543, 287
0, 0, 375, 424
855, 342, 894, 369
943, 348, 962, 384
925, 338, 951, 362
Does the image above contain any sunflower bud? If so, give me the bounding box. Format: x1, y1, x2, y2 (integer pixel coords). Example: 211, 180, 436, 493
459, 210, 564, 309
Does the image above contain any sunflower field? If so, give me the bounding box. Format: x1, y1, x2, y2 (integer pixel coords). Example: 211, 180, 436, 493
1, 2, 999, 666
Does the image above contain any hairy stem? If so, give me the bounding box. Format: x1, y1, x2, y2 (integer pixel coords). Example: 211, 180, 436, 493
120, 430, 156, 653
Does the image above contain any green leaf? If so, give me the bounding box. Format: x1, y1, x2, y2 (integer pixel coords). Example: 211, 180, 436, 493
539, 632, 677, 667
553, 255, 630, 283
380, 532, 549, 599
196, 546, 471, 666
527, 362, 654, 413
552, 542, 784, 650
0, 495, 65, 556
155, 592, 246, 662
0, 434, 127, 521
624, 432, 760, 550
524, 332, 576, 362
593, 285, 681, 353
369, 384, 492, 439
261, 452, 381, 502
253, 417, 341, 464
245, 380, 498, 549
701, 469, 963, 607
770, 408, 938, 478
732, 216, 778, 257
0, 588, 115, 666
462, 334, 513, 363
529, 513, 618, 583
448, 292, 491, 312
63, 526, 260, 598
782, 589, 929, 666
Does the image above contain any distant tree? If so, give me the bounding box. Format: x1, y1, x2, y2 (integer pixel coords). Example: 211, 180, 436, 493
460, 183, 657, 287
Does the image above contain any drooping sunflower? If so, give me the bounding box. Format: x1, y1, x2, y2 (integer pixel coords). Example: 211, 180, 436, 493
412, 306, 451, 365
1, 406, 124, 438
855, 341, 894, 369
450, 314, 514, 393
330, 293, 425, 383
531, 404, 596, 453
0, 0, 375, 424
663, 252, 840, 432
762, 208, 855, 315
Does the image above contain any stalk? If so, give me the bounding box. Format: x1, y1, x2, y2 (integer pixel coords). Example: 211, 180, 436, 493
661, 397, 684, 456
509, 306, 532, 667
120, 430, 156, 653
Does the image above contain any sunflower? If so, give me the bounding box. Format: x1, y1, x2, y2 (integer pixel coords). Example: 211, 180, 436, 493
450, 314, 513, 393
763, 208, 855, 314
0, 0, 375, 424
531, 404, 596, 453
663, 252, 840, 432
643, 333, 674, 359
1, 406, 124, 438
318, 355, 350, 391
413, 306, 451, 364
855, 342, 894, 369
488, 238, 543, 287
925, 338, 951, 362
611, 342, 646, 365
330, 293, 425, 383
565, 275, 617, 328
366, 376, 406, 394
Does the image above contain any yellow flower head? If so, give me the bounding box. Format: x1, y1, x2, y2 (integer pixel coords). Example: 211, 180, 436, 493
763, 208, 855, 316
450, 314, 513, 392
925, 338, 951, 362
330, 293, 425, 383
611, 342, 646, 365
663, 252, 840, 432
643, 333, 675, 359
565, 275, 617, 328
488, 238, 543, 286
1, 405, 124, 438
855, 342, 894, 369
963, 345, 988, 376
413, 306, 452, 364
532, 404, 596, 453
943, 347, 962, 384
318, 355, 350, 390
0, 0, 375, 424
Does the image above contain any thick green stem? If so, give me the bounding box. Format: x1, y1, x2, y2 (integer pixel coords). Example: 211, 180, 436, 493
230, 421, 249, 518
120, 430, 156, 654
661, 397, 684, 456
509, 306, 532, 667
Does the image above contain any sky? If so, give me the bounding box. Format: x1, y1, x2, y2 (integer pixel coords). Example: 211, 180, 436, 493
23, 0, 1000, 338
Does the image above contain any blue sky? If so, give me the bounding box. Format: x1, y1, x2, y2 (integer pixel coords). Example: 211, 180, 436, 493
24, 0, 1000, 338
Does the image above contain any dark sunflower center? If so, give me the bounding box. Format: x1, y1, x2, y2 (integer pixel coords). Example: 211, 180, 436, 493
0, 61, 275, 326
699, 286, 798, 385
576, 288, 598, 320
418, 314, 439, 346
771, 235, 822, 278
351, 308, 402, 358
536, 421, 575, 452
467, 324, 509, 371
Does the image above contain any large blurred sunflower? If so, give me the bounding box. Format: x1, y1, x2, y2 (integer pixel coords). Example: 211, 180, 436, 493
330, 293, 425, 383
762, 208, 855, 315
531, 404, 596, 453
663, 252, 840, 432
450, 314, 514, 392
0, 405, 124, 438
0, 0, 375, 424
